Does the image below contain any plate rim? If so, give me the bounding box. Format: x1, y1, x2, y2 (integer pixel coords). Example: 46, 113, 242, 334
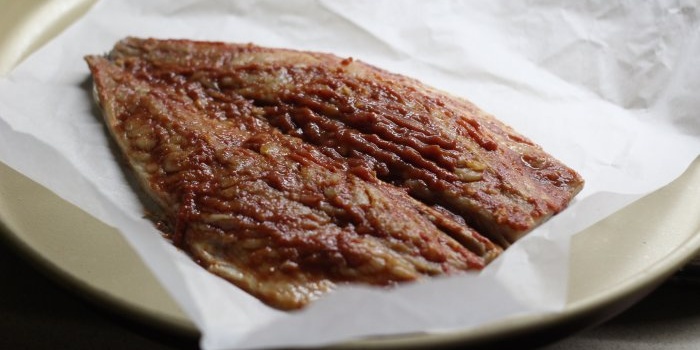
3, 164, 699, 348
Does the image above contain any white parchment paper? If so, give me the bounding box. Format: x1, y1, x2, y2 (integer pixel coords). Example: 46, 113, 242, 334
1, 0, 699, 349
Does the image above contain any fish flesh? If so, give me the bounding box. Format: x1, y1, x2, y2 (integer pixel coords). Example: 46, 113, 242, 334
85, 37, 582, 309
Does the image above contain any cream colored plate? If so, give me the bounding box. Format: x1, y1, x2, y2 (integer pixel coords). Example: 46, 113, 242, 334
1, 0, 699, 347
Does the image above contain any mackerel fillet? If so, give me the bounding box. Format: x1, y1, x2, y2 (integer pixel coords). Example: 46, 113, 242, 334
85, 37, 582, 309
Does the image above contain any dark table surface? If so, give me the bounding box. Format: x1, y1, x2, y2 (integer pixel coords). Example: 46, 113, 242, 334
2, 238, 699, 350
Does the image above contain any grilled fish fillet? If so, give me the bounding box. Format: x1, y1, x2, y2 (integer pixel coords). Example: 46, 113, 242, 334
85, 37, 582, 309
